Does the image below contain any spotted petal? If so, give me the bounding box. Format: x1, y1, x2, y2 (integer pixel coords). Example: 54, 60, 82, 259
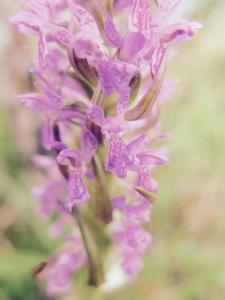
129, 0, 152, 35
105, 137, 133, 178
66, 171, 89, 211
156, 0, 181, 13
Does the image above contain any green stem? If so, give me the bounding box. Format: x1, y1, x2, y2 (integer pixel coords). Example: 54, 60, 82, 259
73, 206, 104, 286
93, 154, 113, 224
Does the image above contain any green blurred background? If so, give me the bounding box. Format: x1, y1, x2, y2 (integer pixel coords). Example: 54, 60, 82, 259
0, 1, 225, 299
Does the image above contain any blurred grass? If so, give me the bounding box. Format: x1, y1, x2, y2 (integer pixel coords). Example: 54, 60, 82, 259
0, 0, 225, 299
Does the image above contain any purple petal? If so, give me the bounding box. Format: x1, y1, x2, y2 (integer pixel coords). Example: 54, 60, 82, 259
87, 105, 105, 127
151, 43, 166, 78
135, 169, 158, 194
9, 11, 42, 36
116, 223, 152, 255
156, 0, 181, 13
48, 24, 74, 47
113, 195, 150, 221
18, 93, 56, 113
41, 119, 54, 150
22, 0, 51, 19
105, 137, 133, 178
119, 31, 146, 62
80, 125, 97, 162
113, 0, 134, 14
161, 20, 199, 46
66, 171, 89, 210
73, 38, 103, 61
127, 134, 148, 154
45, 249, 87, 296
56, 109, 85, 122
104, 14, 124, 48
33, 178, 65, 217
57, 148, 82, 167
39, 32, 48, 67
129, 0, 152, 34
97, 59, 137, 95
61, 76, 90, 101
122, 252, 142, 278
137, 151, 168, 166
68, 0, 103, 48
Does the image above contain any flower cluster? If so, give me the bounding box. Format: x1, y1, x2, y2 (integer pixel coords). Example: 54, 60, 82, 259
11, 0, 200, 296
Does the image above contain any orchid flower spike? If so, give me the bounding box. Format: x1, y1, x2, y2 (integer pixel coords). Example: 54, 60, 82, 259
11, 0, 200, 295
